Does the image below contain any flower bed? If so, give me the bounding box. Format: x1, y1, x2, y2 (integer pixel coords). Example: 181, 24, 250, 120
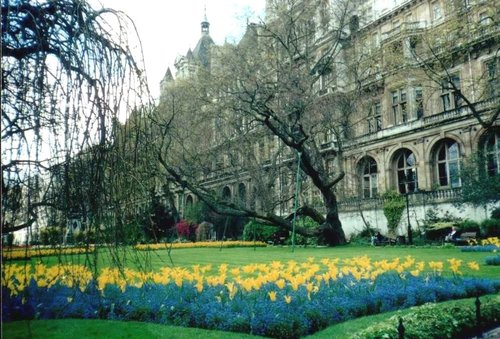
2, 257, 499, 338
134, 240, 267, 251
460, 245, 498, 252
2, 246, 93, 260
461, 237, 499, 251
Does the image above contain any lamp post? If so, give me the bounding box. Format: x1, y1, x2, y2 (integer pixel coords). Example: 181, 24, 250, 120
405, 191, 413, 244
404, 173, 413, 245
291, 151, 302, 253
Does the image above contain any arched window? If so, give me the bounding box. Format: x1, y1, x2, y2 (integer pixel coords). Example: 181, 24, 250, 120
395, 149, 418, 194
484, 131, 500, 176
186, 195, 194, 206
238, 183, 247, 205
435, 139, 461, 188
358, 157, 378, 198
222, 186, 232, 202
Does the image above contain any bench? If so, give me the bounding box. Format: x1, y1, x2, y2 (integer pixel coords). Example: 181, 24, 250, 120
449, 231, 477, 245
459, 232, 477, 243
373, 237, 397, 246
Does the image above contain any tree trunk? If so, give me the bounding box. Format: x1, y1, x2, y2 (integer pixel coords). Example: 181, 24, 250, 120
320, 194, 346, 246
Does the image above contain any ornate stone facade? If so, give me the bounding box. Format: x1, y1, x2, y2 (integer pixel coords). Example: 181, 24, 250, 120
161, 0, 499, 237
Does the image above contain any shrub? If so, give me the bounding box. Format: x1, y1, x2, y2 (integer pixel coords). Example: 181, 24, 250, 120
40, 226, 64, 245
293, 217, 318, 246
175, 220, 196, 240
485, 255, 500, 266
480, 218, 499, 238
184, 201, 210, 225
242, 221, 277, 243
351, 295, 500, 339
458, 219, 480, 233
490, 207, 500, 220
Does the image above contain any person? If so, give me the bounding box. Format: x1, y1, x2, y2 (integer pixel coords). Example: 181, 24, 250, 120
371, 231, 385, 246
445, 226, 459, 242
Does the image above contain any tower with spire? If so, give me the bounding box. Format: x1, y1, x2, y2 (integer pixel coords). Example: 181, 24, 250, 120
201, 6, 210, 35
162, 7, 215, 85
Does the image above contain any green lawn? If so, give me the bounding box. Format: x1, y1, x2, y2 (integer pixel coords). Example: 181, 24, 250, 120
2, 319, 259, 339
25, 244, 500, 278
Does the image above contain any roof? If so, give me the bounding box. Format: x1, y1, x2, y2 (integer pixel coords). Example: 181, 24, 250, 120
192, 34, 214, 68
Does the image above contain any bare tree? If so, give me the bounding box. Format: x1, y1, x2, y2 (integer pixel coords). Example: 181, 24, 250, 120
155, 0, 363, 246
1, 0, 150, 244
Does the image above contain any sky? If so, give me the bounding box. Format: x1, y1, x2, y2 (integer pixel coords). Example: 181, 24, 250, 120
95, 0, 267, 100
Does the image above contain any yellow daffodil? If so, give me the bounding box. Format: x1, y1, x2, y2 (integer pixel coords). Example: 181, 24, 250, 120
467, 261, 480, 271
284, 295, 292, 304
268, 291, 277, 302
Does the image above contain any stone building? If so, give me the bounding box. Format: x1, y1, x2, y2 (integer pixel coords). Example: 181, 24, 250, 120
331, 0, 499, 234
160, 0, 499, 238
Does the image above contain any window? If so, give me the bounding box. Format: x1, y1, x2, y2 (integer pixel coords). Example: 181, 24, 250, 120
432, 1, 442, 21
479, 12, 492, 25
222, 186, 232, 202
214, 153, 224, 170
238, 183, 247, 205
258, 141, 266, 161
319, 71, 334, 95
360, 6, 373, 24
359, 157, 378, 198
368, 101, 382, 133
391, 89, 408, 124
325, 158, 335, 174
486, 59, 498, 97
396, 149, 418, 194
435, 139, 461, 188
484, 131, 500, 176
440, 75, 461, 111
371, 32, 380, 49
415, 86, 424, 118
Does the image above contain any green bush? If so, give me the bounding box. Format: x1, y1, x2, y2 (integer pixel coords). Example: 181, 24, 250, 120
458, 219, 480, 233
242, 220, 277, 243
481, 218, 500, 237
351, 295, 500, 339
347, 226, 378, 245
292, 216, 319, 246
40, 226, 65, 245
382, 191, 405, 236
184, 201, 210, 225
485, 255, 500, 266
491, 207, 500, 220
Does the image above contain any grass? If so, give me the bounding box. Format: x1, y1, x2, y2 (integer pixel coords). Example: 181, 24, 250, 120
2, 319, 259, 339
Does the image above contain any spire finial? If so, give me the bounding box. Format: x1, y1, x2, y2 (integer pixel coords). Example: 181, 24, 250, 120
201, 5, 210, 34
